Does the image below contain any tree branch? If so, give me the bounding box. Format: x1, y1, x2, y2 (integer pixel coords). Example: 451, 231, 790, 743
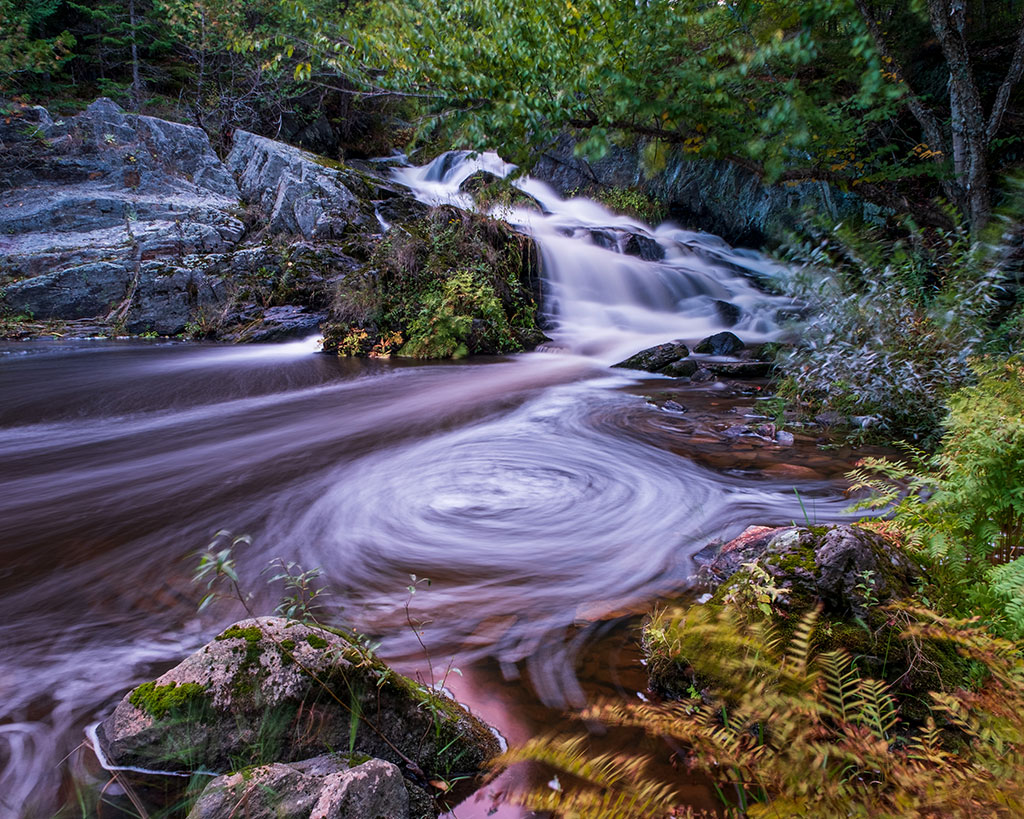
853, 0, 948, 157
987, 13, 1024, 143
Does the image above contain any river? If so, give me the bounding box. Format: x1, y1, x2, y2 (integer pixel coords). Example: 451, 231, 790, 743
0, 154, 853, 818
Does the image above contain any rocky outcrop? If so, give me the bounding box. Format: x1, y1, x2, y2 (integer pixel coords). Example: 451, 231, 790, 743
96, 617, 501, 780
532, 135, 886, 247
0, 100, 399, 339
1, 100, 543, 350
188, 754, 436, 819
227, 131, 375, 241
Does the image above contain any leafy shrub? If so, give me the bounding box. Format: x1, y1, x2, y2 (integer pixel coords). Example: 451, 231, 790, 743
325, 206, 541, 358
775, 219, 1016, 443
400, 269, 508, 359
849, 357, 1024, 638
500, 607, 1024, 818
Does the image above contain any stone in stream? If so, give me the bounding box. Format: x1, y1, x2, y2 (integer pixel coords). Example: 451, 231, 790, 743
661, 359, 698, 378
612, 340, 690, 373
622, 232, 665, 261
187, 755, 435, 819
694, 331, 745, 356
95, 617, 500, 784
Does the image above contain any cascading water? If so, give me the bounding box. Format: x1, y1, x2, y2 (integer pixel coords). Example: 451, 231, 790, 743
393, 150, 795, 359
0, 152, 843, 819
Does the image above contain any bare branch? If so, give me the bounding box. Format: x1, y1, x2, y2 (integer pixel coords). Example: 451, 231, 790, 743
987, 14, 1024, 144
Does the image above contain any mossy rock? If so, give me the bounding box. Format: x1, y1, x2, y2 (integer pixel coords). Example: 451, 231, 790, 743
644, 525, 972, 714
96, 617, 501, 782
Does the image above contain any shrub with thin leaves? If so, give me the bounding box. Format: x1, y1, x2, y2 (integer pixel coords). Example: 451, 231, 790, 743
776, 219, 1013, 442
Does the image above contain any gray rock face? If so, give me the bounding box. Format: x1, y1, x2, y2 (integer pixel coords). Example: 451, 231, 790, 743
95, 617, 501, 780
227, 131, 372, 240
188, 755, 433, 819
612, 340, 690, 372
532, 134, 884, 247
0, 99, 243, 330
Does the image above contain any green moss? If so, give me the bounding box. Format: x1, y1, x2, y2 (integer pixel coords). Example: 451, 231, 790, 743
129, 681, 209, 719
217, 625, 263, 643
305, 633, 329, 650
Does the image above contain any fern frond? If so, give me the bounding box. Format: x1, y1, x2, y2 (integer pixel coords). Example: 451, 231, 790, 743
853, 679, 898, 741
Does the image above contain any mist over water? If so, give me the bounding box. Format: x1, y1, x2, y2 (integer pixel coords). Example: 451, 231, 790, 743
0, 155, 839, 818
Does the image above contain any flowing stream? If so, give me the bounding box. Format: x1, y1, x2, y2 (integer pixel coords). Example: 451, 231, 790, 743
0, 154, 851, 818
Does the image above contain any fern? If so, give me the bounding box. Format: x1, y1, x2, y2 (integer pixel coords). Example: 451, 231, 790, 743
502, 609, 1024, 818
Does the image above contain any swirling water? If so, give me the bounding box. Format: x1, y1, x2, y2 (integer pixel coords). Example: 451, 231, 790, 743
0, 157, 846, 818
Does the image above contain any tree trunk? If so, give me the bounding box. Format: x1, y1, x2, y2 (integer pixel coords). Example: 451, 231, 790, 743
129, 0, 142, 110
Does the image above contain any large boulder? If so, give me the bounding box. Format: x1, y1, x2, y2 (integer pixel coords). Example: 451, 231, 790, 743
188, 755, 435, 819
95, 617, 501, 781
645, 525, 967, 709
227, 131, 375, 240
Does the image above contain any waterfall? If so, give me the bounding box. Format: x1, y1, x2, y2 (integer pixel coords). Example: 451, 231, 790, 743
393, 151, 794, 361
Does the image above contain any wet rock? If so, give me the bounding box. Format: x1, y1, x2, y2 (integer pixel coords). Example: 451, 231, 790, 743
775, 430, 795, 446
690, 367, 716, 383
623, 233, 665, 261
224, 306, 328, 343
96, 617, 500, 779
702, 360, 771, 378
662, 359, 698, 378
589, 229, 618, 251
661, 400, 688, 413
694, 331, 744, 356
713, 300, 742, 327
612, 340, 690, 372
188, 755, 433, 819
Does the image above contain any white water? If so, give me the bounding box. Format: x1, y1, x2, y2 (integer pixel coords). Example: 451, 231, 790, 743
394, 150, 794, 361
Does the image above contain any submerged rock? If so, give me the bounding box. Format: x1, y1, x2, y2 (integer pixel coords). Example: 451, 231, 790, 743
96, 617, 500, 780
612, 340, 690, 373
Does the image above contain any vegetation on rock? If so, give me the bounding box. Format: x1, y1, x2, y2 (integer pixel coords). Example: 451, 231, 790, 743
323, 206, 543, 359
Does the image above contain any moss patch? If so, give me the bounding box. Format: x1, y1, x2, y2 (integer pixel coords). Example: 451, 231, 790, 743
129, 681, 209, 720
305, 633, 329, 650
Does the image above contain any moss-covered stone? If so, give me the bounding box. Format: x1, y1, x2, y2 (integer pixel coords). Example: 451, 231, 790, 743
97, 617, 501, 785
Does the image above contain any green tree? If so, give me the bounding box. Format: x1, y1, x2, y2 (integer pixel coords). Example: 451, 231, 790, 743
320, 0, 1024, 233
0, 0, 74, 92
